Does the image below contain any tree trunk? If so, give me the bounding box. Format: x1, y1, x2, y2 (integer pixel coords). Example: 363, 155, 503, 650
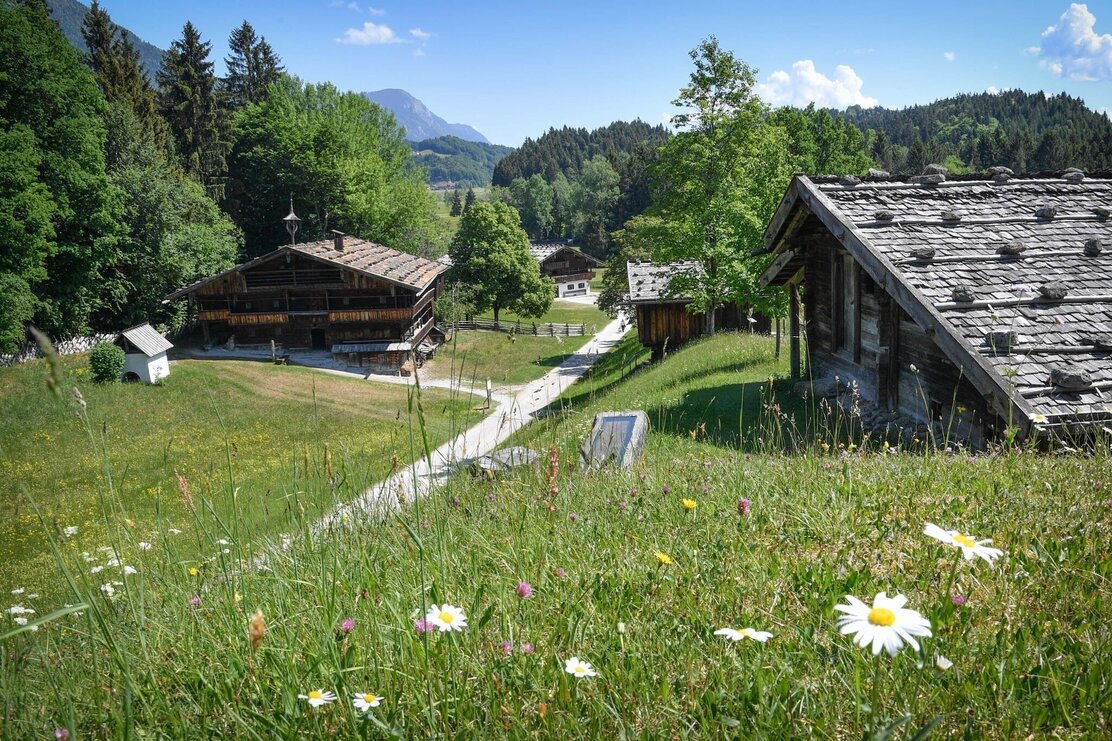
493, 305, 500, 324
705, 300, 717, 336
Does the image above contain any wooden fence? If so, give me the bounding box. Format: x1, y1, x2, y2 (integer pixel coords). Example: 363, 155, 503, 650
454, 319, 589, 337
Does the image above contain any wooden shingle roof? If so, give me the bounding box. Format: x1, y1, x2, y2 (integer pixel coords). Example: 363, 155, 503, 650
761, 172, 1112, 431
529, 242, 604, 267
166, 238, 447, 301
626, 261, 703, 303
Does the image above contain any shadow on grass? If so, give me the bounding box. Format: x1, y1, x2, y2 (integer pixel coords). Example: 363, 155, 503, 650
649, 378, 816, 450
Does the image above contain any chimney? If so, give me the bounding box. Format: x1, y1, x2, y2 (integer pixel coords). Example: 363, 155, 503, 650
331, 230, 345, 252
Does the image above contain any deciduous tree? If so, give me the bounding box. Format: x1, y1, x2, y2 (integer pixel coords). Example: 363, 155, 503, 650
624, 37, 791, 333
449, 201, 553, 322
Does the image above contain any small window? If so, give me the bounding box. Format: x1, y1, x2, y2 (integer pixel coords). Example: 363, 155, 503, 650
244, 301, 252, 310
273, 299, 281, 309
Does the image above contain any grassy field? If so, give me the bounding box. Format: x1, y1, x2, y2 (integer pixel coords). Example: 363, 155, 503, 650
3, 335, 1110, 738
474, 298, 609, 331
0, 356, 476, 598
423, 329, 595, 386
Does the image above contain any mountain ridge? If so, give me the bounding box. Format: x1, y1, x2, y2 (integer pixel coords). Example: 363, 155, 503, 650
46, 0, 165, 80
364, 88, 490, 144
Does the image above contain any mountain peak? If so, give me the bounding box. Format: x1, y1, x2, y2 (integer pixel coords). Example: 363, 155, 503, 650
363, 89, 490, 144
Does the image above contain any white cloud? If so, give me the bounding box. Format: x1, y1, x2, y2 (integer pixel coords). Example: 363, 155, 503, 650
410, 28, 432, 41
1033, 3, 1112, 80
336, 21, 403, 45
755, 60, 879, 109
367, 6, 386, 14
330, 0, 361, 10
943, 51, 956, 62
413, 48, 426, 57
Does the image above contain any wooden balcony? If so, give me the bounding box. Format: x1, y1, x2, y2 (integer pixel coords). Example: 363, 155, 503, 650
228, 312, 289, 326
329, 308, 413, 323
198, 309, 230, 321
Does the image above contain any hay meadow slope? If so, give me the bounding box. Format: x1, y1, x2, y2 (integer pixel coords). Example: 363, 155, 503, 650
1, 335, 1110, 737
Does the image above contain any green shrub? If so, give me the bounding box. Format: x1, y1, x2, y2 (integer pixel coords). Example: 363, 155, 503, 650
88, 342, 125, 383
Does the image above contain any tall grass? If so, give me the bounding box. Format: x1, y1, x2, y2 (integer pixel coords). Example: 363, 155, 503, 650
2, 334, 1110, 737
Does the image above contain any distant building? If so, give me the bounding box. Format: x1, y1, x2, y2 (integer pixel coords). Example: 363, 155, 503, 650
116, 323, 172, 383
759, 170, 1112, 441
627, 261, 756, 358
530, 241, 603, 298
166, 233, 446, 373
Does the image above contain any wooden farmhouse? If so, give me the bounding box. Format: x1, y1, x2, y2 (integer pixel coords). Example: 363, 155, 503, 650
167, 233, 446, 372
116, 323, 172, 383
530, 242, 603, 298
627, 261, 755, 358
760, 170, 1112, 441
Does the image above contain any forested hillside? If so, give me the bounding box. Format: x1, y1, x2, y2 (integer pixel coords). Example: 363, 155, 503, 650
841, 90, 1112, 174
492, 120, 670, 186
409, 136, 513, 187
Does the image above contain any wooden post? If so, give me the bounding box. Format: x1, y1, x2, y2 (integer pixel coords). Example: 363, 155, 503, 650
789, 283, 801, 381
775, 316, 781, 360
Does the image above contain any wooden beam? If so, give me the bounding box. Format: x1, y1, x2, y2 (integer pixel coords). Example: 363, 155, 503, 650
935, 294, 1112, 311
857, 213, 1111, 228
799, 177, 1036, 431
761, 178, 802, 250
759, 247, 799, 287
789, 283, 801, 381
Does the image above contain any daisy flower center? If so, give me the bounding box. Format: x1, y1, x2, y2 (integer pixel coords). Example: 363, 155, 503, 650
739, 628, 754, 638
867, 607, 896, 626
438, 610, 455, 624
953, 534, 976, 548
308, 690, 323, 700
574, 665, 587, 675
363, 694, 377, 703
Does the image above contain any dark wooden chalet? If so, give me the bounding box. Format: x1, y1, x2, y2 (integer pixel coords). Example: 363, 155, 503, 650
529, 242, 604, 298
167, 233, 446, 371
760, 170, 1112, 441
627, 261, 753, 358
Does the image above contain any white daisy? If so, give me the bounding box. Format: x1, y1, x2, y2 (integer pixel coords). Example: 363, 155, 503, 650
122, 566, 137, 576
90, 566, 105, 574
425, 604, 467, 632
564, 656, 597, 678
352, 692, 382, 711
298, 689, 336, 708
1031, 413, 1048, 424
935, 655, 953, 671
923, 523, 1004, 565
10, 588, 24, 595
835, 591, 932, 657
168, 528, 183, 535
6, 605, 33, 615
714, 627, 774, 642
63, 526, 78, 537
13, 616, 36, 630
106, 557, 120, 567
99, 583, 116, 597
138, 542, 152, 551
27, 594, 38, 599
216, 539, 230, 545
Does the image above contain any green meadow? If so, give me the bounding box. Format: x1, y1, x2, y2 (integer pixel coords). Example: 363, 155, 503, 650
2, 335, 1110, 738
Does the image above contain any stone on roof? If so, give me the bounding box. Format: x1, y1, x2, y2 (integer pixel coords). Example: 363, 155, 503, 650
626, 261, 703, 303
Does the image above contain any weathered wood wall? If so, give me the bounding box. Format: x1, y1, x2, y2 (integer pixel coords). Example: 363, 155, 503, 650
798, 214, 997, 440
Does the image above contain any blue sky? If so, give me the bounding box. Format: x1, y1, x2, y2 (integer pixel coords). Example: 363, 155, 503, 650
102, 1, 1112, 145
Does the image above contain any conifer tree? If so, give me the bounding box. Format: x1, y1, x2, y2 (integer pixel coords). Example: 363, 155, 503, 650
81, 2, 164, 155
463, 187, 477, 213
158, 22, 230, 195
449, 189, 462, 216
224, 21, 283, 109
